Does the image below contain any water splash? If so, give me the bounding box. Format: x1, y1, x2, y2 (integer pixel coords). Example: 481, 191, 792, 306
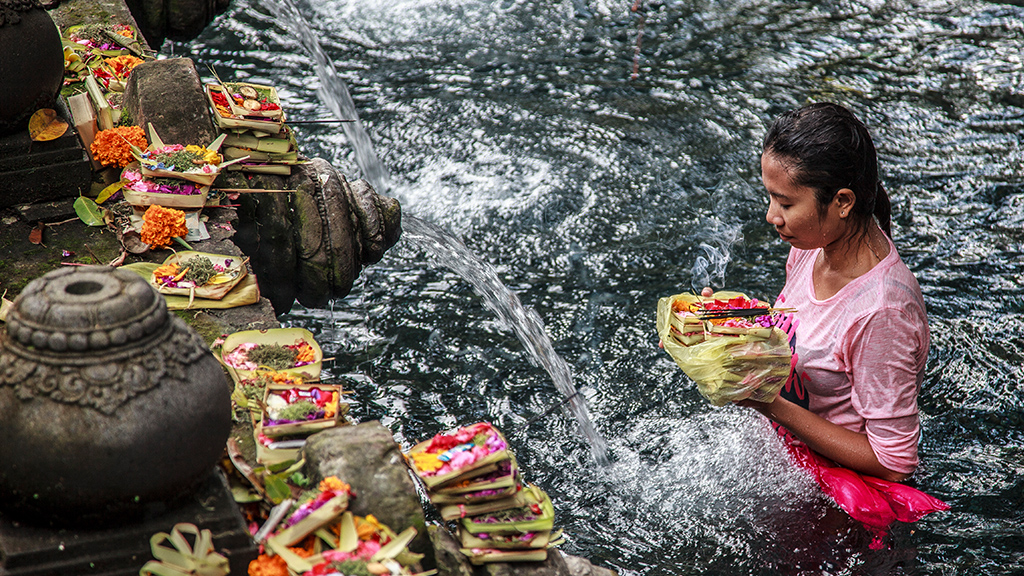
260, 0, 390, 193
402, 215, 610, 466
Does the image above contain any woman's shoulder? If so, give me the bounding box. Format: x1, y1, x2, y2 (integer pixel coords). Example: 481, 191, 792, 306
848, 248, 928, 320
786, 246, 817, 272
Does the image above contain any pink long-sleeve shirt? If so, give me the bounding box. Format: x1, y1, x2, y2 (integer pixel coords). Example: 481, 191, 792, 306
777, 235, 929, 474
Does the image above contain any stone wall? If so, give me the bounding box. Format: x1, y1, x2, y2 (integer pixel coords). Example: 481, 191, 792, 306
124, 0, 230, 46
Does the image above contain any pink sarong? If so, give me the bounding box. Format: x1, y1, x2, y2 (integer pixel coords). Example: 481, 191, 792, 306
783, 438, 949, 549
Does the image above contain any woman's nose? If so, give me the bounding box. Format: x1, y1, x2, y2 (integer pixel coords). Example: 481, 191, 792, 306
766, 202, 782, 226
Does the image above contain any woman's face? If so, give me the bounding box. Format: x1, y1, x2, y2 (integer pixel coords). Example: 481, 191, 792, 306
762, 152, 845, 250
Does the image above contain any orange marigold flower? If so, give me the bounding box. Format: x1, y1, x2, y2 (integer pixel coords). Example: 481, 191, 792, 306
140, 205, 188, 248
104, 55, 144, 80
318, 476, 350, 494
248, 547, 311, 576
90, 125, 146, 168
247, 553, 288, 576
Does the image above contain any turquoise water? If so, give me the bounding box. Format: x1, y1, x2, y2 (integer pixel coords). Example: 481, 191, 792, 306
189, 1, 1024, 573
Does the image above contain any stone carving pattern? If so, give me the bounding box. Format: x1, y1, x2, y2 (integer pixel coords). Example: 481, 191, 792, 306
0, 320, 209, 415
0, 0, 38, 27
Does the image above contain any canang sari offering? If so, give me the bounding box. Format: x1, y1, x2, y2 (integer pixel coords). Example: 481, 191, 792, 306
657, 291, 793, 406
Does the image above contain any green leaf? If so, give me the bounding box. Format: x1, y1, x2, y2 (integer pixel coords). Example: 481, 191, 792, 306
230, 388, 249, 408
314, 527, 339, 548
264, 474, 291, 504
96, 181, 124, 204
73, 196, 105, 227
264, 458, 298, 474
394, 550, 425, 567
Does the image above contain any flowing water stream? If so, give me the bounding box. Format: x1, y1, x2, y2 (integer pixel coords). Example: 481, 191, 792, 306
399, 214, 610, 465
257, 0, 609, 464
189, 1, 1024, 573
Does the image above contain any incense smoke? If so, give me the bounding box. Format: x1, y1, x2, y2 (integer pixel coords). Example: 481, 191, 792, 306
689, 227, 741, 293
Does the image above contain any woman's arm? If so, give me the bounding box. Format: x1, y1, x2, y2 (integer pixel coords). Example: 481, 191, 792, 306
737, 396, 910, 482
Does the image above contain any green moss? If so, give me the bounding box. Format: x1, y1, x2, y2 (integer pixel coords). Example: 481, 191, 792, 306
117, 106, 134, 127
172, 310, 228, 347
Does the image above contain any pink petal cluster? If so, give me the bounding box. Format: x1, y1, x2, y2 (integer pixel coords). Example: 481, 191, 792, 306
123, 169, 202, 196
282, 487, 348, 528
320, 539, 382, 562
222, 342, 260, 370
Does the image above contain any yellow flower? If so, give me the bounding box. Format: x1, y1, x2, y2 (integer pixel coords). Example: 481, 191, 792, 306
408, 451, 444, 472
323, 392, 338, 419
140, 205, 188, 248
185, 145, 222, 166
355, 515, 384, 540
203, 149, 221, 165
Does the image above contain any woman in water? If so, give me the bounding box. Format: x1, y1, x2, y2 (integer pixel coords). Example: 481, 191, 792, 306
733, 102, 929, 483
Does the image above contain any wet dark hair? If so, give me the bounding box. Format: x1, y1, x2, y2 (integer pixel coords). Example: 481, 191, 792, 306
762, 102, 891, 237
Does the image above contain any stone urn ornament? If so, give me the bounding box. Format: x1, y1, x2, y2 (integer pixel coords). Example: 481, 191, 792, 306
0, 266, 232, 525
0, 0, 64, 136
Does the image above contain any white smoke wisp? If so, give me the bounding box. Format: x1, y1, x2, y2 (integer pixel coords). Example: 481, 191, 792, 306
689, 225, 742, 293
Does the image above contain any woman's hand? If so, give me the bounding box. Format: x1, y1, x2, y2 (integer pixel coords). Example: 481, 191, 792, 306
734, 397, 771, 415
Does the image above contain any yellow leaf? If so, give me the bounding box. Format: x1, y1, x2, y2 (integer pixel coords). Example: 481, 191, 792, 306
96, 181, 124, 204
28, 109, 69, 142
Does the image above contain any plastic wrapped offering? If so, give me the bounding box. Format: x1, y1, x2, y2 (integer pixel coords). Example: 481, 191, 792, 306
657, 291, 792, 406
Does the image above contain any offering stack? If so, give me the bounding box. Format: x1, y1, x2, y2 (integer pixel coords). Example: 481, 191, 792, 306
405, 422, 562, 564
205, 80, 301, 175
656, 290, 794, 406
121, 124, 238, 210
249, 476, 423, 576
218, 328, 346, 465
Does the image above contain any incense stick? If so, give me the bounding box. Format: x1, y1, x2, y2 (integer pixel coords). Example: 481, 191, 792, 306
212, 188, 297, 194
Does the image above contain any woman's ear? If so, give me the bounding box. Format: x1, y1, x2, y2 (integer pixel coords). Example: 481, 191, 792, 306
835, 188, 856, 217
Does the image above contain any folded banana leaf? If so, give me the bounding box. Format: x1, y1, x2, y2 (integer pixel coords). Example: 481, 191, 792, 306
657, 291, 792, 406
459, 528, 554, 550
459, 547, 547, 565
432, 477, 522, 509
437, 488, 526, 521
459, 485, 554, 536
432, 456, 519, 496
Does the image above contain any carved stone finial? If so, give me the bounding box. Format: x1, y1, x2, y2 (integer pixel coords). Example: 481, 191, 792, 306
0, 267, 208, 415
0, 266, 232, 525
0, 0, 40, 27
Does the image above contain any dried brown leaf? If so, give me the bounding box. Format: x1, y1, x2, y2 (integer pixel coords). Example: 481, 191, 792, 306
28, 109, 69, 142
29, 222, 45, 245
